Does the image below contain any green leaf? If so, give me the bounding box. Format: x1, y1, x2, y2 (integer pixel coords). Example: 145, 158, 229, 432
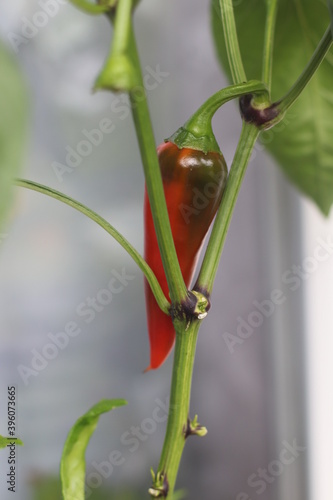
16, 179, 169, 313
0, 41, 28, 230
211, 0, 333, 214
60, 399, 127, 500
0, 435, 23, 448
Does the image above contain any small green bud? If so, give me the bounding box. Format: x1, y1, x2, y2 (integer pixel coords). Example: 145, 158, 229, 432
191, 290, 209, 320
184, 414, 208, 439
149, 469, 168, 498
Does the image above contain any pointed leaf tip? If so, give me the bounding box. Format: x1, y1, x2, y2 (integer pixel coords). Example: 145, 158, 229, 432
60, 398, 127, 500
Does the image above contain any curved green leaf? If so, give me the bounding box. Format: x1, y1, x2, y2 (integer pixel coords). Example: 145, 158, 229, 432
0, 41, 28, 230
60, 399, 127, 500
0, 435, 23, 448
15, 179, 170, 314
212, 0, 333, 214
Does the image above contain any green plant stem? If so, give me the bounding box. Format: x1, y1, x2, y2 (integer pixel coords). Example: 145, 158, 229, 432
154, 320, 200, 498
109, 0, 133, 54
125, 21, 188, 306
15, 179, 170, 315
262, 0, 279, 92
219, 0, 246, 83
196, 123, 259, 293
277, 26, 333, 113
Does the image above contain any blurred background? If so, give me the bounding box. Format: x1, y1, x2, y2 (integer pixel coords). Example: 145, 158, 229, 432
0, 1, 332, 499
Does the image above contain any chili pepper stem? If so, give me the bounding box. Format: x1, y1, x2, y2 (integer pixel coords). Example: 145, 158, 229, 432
151, 319, 201, 498
170, 81, 269, 154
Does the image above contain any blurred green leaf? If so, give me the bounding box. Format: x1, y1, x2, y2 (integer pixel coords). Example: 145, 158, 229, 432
31, 475, 63, 500
328, 0, 333, 34
211, 0, 333, 214
60, 399, 127, 500
0, 435, 23, 448
0, 40, 28, 230
30, 474, 144, 500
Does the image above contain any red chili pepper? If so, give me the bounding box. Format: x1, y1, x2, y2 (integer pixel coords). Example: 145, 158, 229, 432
144, 141, 228, 370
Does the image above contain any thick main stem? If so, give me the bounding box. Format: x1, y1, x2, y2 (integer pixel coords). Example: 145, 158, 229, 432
154, 320, 200, 497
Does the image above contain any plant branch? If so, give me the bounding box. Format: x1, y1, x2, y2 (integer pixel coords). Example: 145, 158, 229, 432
277, 26, 333, 113
218, 0, 246, 83
262, 0, 279, 92
15, 179, 170, 315
196, 123, 259, 294
150, 320, 201, 498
